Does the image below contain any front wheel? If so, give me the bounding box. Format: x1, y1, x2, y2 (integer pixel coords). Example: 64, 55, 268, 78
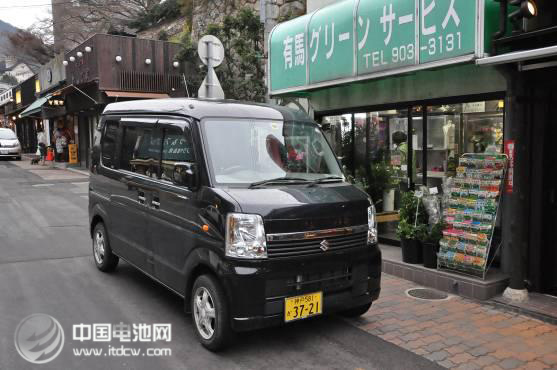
92, 222, 119, 272
340, 302, 372, 318
191, 274, 232, 351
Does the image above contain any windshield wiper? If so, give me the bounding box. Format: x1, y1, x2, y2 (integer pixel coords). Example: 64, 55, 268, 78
249, 177, 311, 189
306, 176, 344, 187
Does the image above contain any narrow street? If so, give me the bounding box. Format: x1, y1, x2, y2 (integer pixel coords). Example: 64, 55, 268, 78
1, 158, 556, 370
0, 159, 437, 369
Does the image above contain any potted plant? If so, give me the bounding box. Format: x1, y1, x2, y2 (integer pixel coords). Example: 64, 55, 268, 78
396, 220, 424, 264
397, 192, 428, 264
366, 161, 399, 212
420, 222, 446, 268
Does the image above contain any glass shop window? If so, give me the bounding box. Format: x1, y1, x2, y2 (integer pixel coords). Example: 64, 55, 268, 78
320, 114, 353, 170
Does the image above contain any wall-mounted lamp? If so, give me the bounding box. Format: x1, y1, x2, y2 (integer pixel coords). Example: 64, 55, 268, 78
115, 55, 122, 63
18, 115, 21, 119
145, 58, 152, 65
11, 116, 16, 120
63, 60, 68, 66
77, 51, 83, 58
173, 61, 179, 68
85, 46, 92, 53
69, 56, 76, 62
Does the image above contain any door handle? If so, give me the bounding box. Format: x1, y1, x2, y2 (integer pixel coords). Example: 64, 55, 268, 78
138, 191, 146, 204
152, 196, 160, 209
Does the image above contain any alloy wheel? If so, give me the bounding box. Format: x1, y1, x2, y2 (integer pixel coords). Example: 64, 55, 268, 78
193, 287, 216, 340
94, 230, 105, 265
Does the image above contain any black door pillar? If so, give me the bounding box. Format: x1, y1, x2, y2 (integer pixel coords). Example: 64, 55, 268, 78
502, 68, 530, 291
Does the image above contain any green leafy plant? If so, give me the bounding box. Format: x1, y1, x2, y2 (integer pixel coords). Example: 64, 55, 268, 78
420, 221, 447, 244
368, 162, 396, 211
396, 220, 425, 240
399, 192, 428, 225
176, 8, 265, 101
352, 161, 398, 209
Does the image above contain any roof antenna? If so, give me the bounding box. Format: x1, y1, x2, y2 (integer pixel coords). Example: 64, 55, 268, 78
182, 73, 190, 98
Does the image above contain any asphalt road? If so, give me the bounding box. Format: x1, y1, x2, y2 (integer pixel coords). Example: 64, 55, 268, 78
0, 159, 440, 370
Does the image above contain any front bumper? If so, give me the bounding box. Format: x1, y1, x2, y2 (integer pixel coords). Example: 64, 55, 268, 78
221, 244, 382, 332
0, 148, 21, 157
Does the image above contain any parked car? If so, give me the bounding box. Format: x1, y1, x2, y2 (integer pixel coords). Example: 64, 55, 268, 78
88, 99, 382, 351
0, 128, 21, 160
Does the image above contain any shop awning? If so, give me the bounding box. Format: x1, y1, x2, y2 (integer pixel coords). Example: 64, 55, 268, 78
104, 91, 170, 99
476, 45, 557, 67
20, 94, 51, 118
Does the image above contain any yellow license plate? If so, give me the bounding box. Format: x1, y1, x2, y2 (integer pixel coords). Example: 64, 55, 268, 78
284, 292, 322, 322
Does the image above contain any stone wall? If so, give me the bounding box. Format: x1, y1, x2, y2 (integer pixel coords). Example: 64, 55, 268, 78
137, 18, 188, 41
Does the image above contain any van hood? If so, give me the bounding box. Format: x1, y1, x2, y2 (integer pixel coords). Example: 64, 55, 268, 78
223, 184, 370, 234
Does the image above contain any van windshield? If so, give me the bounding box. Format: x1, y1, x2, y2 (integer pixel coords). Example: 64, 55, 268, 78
202, 120, 343, 186
0, 129, 16, 140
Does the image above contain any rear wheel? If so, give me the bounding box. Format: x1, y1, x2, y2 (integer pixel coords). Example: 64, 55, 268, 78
191, 274, 232, 351
340, 302, 372, 318
92, 222, 119, 272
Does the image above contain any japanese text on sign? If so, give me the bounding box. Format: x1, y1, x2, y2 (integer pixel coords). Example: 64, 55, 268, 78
269, 0, 480, 92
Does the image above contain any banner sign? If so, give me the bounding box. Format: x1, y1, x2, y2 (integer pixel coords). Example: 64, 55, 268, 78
269, 0, 486, 94
504, 139, 515, 194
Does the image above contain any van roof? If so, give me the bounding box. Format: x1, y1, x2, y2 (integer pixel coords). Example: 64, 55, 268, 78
102, 98, 314, 123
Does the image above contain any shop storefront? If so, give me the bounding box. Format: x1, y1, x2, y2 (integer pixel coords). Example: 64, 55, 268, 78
318, 98, 505, 242
4, 77, 40, 153
55, 34, 185, 168
269, 0, 557, 298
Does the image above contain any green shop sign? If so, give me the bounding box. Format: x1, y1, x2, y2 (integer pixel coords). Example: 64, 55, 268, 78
269, 0, 491, 94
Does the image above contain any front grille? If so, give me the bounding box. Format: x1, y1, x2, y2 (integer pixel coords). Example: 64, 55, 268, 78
286, 266, 352, 292
265, 265, 353, 297
267, 230, 367, 258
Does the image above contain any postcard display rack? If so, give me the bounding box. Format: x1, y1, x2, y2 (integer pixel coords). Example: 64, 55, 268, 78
438, 153, 508, 279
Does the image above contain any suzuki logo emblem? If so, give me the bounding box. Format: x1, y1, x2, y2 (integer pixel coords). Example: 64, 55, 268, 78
320, 239, 330, 252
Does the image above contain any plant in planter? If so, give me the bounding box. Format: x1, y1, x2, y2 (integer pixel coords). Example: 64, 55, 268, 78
399, 192, 428, 225
420, 221, 446, 268
378, 162, 398, 212
396, 220, 425, 264
396, 192, 428, 264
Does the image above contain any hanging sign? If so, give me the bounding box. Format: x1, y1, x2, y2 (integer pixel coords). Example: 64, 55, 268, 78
504, 140, 515, 194
463, 101, 486, 113
269, 0, 485, 94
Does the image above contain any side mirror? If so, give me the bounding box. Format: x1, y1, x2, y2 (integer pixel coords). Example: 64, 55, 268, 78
173, 162, 198, 189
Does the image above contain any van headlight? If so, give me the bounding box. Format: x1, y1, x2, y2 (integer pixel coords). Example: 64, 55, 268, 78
225, 213, 267, 259
367, 205, 378, 244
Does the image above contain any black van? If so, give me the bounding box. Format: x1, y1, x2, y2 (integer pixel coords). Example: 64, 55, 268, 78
89, 99, 381, 350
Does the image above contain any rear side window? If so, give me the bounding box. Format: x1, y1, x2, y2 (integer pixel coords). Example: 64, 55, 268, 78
101, 121, 119, 168
121, 125, 162, 179
160, 127, 195, 182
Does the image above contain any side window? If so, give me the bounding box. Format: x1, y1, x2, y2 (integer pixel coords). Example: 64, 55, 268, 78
160, 127, 195, 183
101, 121, 119, 168
120, 125, 162, 179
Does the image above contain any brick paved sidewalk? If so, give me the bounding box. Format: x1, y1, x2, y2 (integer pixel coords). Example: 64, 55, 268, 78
348, 273, 557, 370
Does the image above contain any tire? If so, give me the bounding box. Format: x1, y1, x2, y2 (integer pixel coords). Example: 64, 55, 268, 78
15, 156, 21, 161
340, 302, 372, 318
92, 222, 119, 272
191, 274, 232, 351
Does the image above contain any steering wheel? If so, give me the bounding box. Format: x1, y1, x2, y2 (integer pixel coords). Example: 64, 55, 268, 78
220, 165, 248, 175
